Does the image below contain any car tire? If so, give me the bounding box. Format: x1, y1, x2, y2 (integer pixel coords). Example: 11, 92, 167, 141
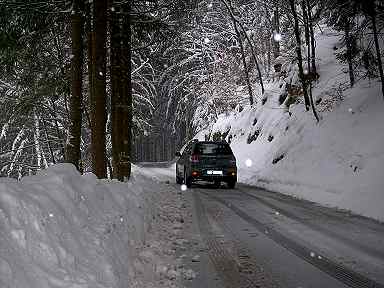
227, 180, 236, 189
176, 167, 183, 184
213, 180, 221, 188
184, 170, 192, 188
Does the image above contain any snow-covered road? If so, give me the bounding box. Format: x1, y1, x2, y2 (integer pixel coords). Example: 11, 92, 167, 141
142, 164, 384, 288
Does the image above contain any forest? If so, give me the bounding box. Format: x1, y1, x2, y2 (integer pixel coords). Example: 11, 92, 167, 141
0, 0, 383, 180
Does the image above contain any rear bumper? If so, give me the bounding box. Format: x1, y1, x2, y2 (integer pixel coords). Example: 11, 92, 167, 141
189, 167, 237, 182
192, 175, 237, 182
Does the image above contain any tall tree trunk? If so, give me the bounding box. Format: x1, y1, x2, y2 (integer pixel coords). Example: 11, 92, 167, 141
50, 99, 65, 157
41, 113, 56, 164
234, 22, 254, 106
222, 0, 264, 100
110, 1, 121, 178
371, 12, 384, 99
66, 0, 84, 171
86, 0, 94, 123
238, 25, 265, 94
91, 0, 107, 178
306, 0, 317, 75
273, 5, 280, 59
289, 0, 310, 111
117, 1, 133, 180
267, 36, 271, 73
344, 20, 355, 87
302, 0, 319, 122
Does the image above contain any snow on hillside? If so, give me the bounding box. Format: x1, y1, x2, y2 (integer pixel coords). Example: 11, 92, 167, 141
0, 164, 185, 288
196, 27, 384, 222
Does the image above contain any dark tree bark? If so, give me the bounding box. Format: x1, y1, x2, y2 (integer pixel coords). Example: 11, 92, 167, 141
302, 0, 319, 122
370, 10, 384, 99
238, 24, 265, 95
221, 0, 253, 105
86, 0, 95, 127
273, 6, 280, 59
114, 1, 133, 180
344, 20, 355, 87
267, 35, 271, 73
306, 0, 317, 75
110, 1, 121, 179
91, 0, 107, 178
41, 113, 56, 164
65, 0, 84, 171
222, 0, 264, 99
235, 21, 254, 106
289, 0, 310, 111
50, 99, 65, 156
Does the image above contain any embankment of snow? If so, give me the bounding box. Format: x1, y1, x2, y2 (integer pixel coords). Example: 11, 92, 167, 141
0, 163, 183, 288
196, 27, 384, 222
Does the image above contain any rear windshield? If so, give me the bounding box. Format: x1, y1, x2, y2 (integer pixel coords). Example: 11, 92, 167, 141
193, 143, 233, 155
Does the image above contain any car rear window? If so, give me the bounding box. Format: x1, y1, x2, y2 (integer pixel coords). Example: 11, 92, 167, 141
193, 143, 233, 155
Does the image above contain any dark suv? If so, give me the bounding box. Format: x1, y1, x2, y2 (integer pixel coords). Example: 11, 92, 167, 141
175, 140, 237, 188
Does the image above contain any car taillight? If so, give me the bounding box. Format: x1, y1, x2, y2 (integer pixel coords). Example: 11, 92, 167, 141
190, 154, 199, 163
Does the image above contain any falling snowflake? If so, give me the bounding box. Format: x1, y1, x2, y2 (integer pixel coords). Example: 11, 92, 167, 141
275, 211, 280, 216
99, 71, 103, 76
181, 184, 187, 191
49, 213, 54, 218
207, 3, 213, 8
204, 37, 210, 44
310, 252, 315, 257
348, 108, 353, 113
303, 69, 309, 75
273, 33, 282, 42
245, 159, 253, 167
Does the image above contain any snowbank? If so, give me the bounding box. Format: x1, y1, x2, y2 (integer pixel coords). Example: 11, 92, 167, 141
0, 163, 183, 288
196, 27, 384, 222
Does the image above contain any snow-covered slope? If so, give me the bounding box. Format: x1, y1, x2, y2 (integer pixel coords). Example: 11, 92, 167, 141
0, 164, 184, 288
196, 27, 384, 222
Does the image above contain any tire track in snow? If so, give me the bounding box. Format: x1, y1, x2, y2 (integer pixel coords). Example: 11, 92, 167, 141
237, 187, 384, 260
193, 191, 278, 288
201, 191, 384, 288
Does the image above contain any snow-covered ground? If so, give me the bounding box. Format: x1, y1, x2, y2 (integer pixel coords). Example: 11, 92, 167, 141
0, 163, 187, 288
196, 27, 384, 222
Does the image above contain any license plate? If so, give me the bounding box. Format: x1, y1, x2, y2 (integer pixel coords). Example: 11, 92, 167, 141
207, 170, 223, 175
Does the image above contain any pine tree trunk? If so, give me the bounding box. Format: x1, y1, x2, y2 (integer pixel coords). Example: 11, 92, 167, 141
371, 13, 384, 99
221, 0, 260, 102
41, 114, 56, 164
267, 36, 271, 73
302, 0, 319, 122
307, 0, 317, 75
289, 0, 310, 111
110, 1, 121, 179
234, 22, 254, 106
344, 20, 355, 87
91, 0, 107, 178
117, 1, 133, 180
50, 99, 65, 157
239, 24, 265, 94
273, 6, 280, 59
86, 0, 94, 124
66, 0, 84, 171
